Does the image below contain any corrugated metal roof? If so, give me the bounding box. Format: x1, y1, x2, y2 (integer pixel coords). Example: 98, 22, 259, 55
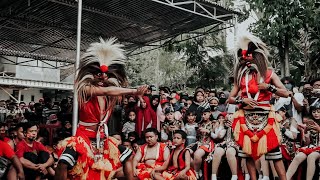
0, 0, 238, 63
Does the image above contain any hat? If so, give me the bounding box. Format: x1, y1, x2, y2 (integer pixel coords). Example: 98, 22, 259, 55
218, 112, 227, 118
160, 99, 169, 105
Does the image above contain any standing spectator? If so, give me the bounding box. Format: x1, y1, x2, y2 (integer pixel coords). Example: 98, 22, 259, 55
275, 77, 304, 124
208, 97, 221, 120
57, 121, 72, 139
309, 78, 320, 105
184, 111, 198, 146
188, 89, 210, 123
16, 123, 54, 180
150, 95, 159, 112
135, 96, 157, 137
217, 92, 227, 112
122, 110, 136, 139
0, 100, 6, 123
169, 92, 181, 112
42, 98, 59, 124
208, 90, 216, 98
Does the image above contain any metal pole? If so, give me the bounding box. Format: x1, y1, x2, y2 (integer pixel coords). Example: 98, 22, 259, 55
72, 0, 82, 135
155, 50, 160, 94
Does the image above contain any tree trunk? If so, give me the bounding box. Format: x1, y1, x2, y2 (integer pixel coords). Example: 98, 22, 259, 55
278, 39, 285, 78
284, 34, 290, 76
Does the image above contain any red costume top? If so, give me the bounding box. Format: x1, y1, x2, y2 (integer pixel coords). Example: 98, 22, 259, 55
240, 70, 273, 103
162, 148, 196, 180
139, 142, 166, 166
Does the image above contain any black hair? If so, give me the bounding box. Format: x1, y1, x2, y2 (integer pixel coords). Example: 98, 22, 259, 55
22, 122, 37, 133
15, 123, 25, 131
186, 110, 196, 116
144, 128, 159, 136
173, 130, 187, 140
8, 127, 15, 134
128, 131, 139, 139
0, 122, 6, 128
310, 101, 320, 112
310, 78, 320, 87
281, 77, 295, 87
123, 139, 132, 145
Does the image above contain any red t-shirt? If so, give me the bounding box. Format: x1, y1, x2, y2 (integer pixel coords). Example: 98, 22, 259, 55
0, 140, 15, 159
3, 137, 11, 143
15, 140, 49, 158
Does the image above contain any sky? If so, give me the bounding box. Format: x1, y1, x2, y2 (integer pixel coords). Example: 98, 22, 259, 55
225, 1, 258, 51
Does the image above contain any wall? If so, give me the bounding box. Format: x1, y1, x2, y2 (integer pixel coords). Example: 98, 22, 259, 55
15, 57, 60, 82
0, 88, 43, 103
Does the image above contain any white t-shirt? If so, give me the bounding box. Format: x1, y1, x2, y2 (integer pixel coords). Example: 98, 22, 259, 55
274, 92, 304, 124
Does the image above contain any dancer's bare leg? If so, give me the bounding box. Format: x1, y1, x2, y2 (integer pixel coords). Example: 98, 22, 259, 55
286, 152, 307, 180
242, 159, 250, 180
269, 161, 278, 179
260, 155, 269, 180
247, 158, 257, 180
306, 152, 320, 180
273, 159, 286, 180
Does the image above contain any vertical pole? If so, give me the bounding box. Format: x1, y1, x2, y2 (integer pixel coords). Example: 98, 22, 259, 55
72, 0, 83, 136
155, 50, 160, 94
18, 89, 21, 103
233, 15, 238, 63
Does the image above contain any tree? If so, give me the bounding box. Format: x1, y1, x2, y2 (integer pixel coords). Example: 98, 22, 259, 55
126, 49, 193, 89
165, 33, 233, 89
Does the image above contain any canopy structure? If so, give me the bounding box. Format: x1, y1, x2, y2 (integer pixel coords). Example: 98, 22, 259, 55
0, 0, 239, 134
0, 0, 238, 65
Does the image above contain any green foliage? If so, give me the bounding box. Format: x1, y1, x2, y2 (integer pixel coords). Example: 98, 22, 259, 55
244, 0, 320, 80
126, 49, 191, 88
164, 33, 233, 89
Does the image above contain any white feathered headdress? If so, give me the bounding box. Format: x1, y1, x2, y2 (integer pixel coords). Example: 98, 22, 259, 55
76, 38, 128, 107
236, 33, 269, 61
81, 37, 126, 72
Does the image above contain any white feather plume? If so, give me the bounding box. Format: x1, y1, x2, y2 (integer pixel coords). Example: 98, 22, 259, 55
84, 37, 126, 66
236, 33, 269, 56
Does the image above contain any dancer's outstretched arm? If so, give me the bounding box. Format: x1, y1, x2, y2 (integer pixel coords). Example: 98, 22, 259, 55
85, 85, 148, 97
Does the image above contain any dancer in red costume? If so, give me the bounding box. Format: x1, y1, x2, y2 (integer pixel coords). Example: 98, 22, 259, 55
228, 34, 289, 180
54, 38, 148, 180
